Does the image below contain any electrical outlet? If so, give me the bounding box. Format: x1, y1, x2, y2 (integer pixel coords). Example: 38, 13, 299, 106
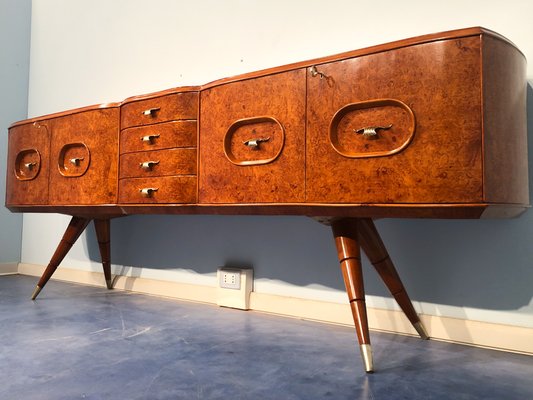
217, 267, 253, 310
219, 269, 241, 290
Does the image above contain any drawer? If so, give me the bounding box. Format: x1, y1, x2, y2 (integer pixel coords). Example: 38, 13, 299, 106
120, 120, 196, 154
6, 121, 50, 205
121, 92, 198, 129
119, 176, 197, 204
120, 148, 197, 179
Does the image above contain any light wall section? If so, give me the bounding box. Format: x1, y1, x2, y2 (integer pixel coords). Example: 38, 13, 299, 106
24, 0, 533, 328
0, 0, 31, 263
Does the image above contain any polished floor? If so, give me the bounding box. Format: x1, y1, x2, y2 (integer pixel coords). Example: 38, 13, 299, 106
1, 275, 532, 400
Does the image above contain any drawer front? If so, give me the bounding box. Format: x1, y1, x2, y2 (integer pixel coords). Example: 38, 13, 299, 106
119, 176, 196, 204
121, 92, 198, 129
120, 148, 197, 178
6, 122, 50, 205
306, 37, 483, 203
49, 108, 119, 205
120, 120, 196, 154
199, 69, 306, 203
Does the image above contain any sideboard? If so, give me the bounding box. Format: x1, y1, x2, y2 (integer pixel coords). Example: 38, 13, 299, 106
5, 27, 528, 373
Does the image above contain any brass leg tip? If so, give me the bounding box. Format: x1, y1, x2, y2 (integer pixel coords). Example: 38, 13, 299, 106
414, 321, 429, 340
360, 344, 374, 373
105, 279, 113, 290
31, 286, 42, 300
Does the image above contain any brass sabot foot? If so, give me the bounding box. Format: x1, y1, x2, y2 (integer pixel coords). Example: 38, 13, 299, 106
31, 286, 42, 300
360, 344, 374, 373
105, 279, 113, 290
414, 321, 429, 340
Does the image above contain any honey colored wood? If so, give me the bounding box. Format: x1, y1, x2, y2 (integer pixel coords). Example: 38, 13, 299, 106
49, 108, 119, 205
120, 120, 197, 154
118, 176, 197, 204
94, 218, 112, 289
482, 35, 529, 205
5, 27, 529, 373
307, 36, 483, 204
199, 69, 306, 203
6, 121, 50, 205
120, 91, 198, 129
119, 148, 197, 179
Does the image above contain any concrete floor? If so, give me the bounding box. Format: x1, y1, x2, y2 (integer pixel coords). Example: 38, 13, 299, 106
1, 275, 532, 400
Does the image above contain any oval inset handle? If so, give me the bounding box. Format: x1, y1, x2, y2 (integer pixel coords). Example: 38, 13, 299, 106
141, 134, 160, 143
69, 157, 84, 166
142, 107, 160, 116
139, 160, 160, 171
243, 137, 270, 149
24, 162, 37, 170
354, 124, 393, 138
140, 187, 158, 197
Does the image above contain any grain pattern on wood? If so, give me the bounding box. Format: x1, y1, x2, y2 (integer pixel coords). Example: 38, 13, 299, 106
121, 92, 198, 129
49, 108, 119, 205
199, 69, 306, 203
119, 176, 197, 204
482, 35, 529, 205
119, 148, 197, 179
6, 121, 51, 205
307, 37, 484, 204
120, 120, 197, 154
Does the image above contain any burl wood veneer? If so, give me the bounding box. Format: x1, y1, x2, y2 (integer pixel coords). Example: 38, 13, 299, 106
5, 27, 528, 373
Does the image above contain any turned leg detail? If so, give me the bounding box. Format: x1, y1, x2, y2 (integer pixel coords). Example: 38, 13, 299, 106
94, 219, 113, 290
331, 218, 373, 373
31, 216, 91, 300
357, 218, 429, 340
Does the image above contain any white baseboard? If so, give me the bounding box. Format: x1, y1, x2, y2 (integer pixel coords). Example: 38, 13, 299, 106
14, 262, 533, 355
0, 263, 19, 275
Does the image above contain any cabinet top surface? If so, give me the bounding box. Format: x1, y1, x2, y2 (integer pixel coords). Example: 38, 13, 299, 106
9, 26, 520, 128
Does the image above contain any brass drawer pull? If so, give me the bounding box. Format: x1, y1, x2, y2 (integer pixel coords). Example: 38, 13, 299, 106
243, 137, 270, 149
24, 162, 37, 170
355, 124, 393, 138
69, 157, 84, 166
140, 134, 160, 143
142, 107, 160, 116
139, 160, 160, 171
139, 187, 158, 197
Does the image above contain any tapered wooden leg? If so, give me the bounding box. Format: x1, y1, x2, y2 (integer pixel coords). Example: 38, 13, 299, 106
31, 216, 91, 300
94, 218, 113, 290
331, 218, 373, 373
357, 218, 429, 340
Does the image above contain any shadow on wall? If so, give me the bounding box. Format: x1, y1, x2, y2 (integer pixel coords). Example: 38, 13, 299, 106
86, 84, 533, 312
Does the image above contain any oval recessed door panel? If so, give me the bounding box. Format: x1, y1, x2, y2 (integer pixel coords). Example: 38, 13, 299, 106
224, 116, 285, 166
57, 142, 91, 177
329, 99, 415, 158
15, 149, 41, 181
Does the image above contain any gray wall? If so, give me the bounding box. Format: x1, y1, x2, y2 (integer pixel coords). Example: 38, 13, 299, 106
0, 0, 31, 263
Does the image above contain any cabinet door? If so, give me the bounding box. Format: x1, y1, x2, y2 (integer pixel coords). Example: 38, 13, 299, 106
307, 36, 483, 203
49, 108, 119, 205
199, 70, 306, 203
6, 122, 50, 205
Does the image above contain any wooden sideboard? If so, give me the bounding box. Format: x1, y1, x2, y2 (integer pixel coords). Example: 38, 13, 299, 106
5, 27, 528, 373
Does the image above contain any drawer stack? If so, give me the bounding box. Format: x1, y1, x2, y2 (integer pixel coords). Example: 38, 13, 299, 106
118, 89, 199, 204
